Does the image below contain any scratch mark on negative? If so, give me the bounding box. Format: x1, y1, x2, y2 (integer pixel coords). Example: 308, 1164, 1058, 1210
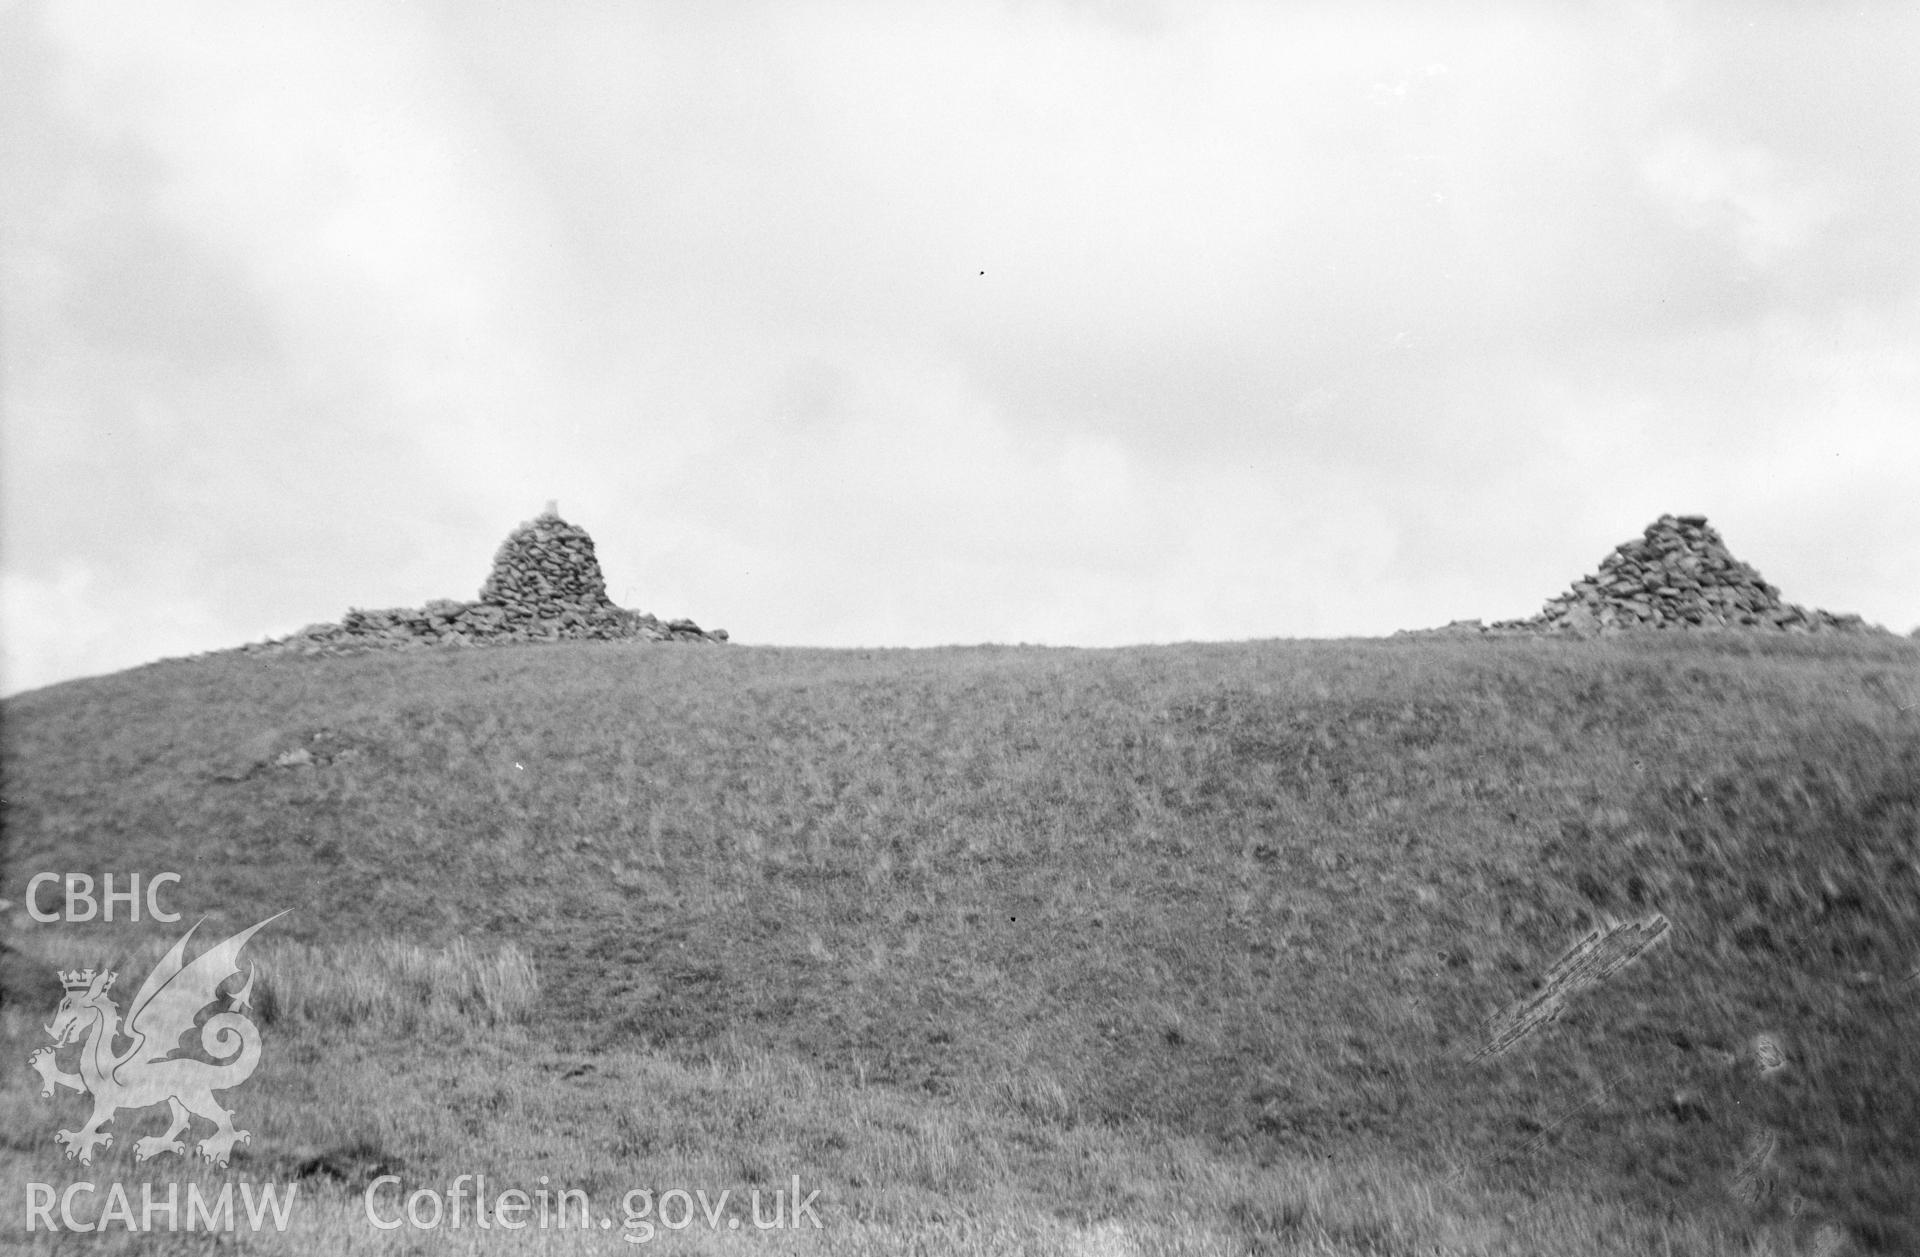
1470, 913, 1672, 1061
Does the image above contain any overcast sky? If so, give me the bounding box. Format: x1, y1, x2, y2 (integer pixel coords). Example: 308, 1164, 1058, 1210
4, 1, 1916, 694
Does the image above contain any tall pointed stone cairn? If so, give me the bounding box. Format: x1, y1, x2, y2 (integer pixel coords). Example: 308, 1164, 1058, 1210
1414, 514, 1876, 637
250, 506, 728, 656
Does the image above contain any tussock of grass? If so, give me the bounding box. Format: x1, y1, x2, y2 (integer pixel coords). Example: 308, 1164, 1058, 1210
3, 933, 537, 1034
250, 937, 539, 1032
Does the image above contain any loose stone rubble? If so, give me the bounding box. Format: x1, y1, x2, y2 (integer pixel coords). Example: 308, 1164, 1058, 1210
246, 507, 727, 657
1408, 514, 1880, 638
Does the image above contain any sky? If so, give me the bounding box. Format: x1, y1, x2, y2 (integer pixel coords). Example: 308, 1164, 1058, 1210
3, 0, 1917, 694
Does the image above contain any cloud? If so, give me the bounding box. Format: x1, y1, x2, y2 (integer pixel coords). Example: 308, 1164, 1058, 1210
0, 562, 228, 695
1641, 129, 1848, 267
3, 1, 1918, 692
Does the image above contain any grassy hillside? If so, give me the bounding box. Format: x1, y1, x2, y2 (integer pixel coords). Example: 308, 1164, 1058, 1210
3, 632, 1916, 1254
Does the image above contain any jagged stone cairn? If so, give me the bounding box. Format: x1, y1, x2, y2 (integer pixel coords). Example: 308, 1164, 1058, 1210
1415, 514, 1875, 637
249, 506, 727, 656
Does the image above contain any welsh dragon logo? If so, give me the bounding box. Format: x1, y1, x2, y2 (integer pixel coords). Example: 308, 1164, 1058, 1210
26, 913, 286, 1167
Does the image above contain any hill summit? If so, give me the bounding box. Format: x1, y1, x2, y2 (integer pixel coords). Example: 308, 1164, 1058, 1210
249, 505, 728, 655
1424, 514, 1874, 636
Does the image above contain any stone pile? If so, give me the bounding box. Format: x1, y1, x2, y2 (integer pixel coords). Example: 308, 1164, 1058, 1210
246, 507, 727, 657
478, 511, 614, 617
1410, 514, 1878, 638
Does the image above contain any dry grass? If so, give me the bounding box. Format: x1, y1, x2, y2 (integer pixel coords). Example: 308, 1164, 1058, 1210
3, 630, 1915, 1252
250, 936, 540, 1032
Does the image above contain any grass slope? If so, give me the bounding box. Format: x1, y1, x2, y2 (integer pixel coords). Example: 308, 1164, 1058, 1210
3, 632, 1917, 1254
